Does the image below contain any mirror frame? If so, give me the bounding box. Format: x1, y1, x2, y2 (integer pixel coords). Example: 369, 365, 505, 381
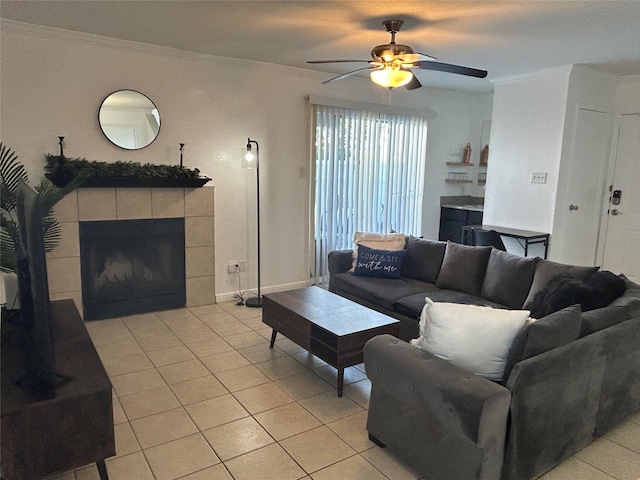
99, 90, 161, 150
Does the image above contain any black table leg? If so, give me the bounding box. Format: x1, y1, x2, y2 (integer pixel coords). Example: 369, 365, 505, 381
337, 368, 344, 397
97, 460, 109, 480
544, 236, 549, 259
269, 329, 277, 348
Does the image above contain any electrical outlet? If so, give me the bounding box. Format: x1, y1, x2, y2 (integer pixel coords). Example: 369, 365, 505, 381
531, 172, 547, 184
227, 261, 247, 273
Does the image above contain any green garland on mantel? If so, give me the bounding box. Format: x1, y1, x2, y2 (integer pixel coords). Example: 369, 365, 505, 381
44, 155, 211, 188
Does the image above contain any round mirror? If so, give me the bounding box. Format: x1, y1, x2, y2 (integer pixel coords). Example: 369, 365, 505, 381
99, 90, 160, 149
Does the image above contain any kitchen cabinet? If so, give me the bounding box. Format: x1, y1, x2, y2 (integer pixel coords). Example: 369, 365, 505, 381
439, 207, 483, 243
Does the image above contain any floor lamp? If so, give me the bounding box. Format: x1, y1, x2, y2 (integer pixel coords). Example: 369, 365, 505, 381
243, 138, 262, 308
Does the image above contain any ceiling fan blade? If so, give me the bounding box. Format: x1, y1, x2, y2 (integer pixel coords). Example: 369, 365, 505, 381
322, 66, 376, 84
307, 60, 371, 64
405, 75, 422, 90
416, 61, 488, 78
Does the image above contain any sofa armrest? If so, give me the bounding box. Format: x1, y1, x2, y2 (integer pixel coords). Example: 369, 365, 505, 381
364, 335, 510, 480
328, 249, 353, 292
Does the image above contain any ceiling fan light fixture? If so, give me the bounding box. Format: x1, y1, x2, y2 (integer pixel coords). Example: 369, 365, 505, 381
370, 67, 414, 89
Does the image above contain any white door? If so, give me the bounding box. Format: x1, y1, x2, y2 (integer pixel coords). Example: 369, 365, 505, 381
601, 113, 640, 282
555, 107, 611, 265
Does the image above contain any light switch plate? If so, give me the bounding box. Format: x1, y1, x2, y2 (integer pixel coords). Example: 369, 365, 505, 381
531, 172, 547, 184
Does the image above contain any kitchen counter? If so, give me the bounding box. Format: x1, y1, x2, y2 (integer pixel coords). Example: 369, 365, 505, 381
440, 195, 484, 213
440, 204, 484, 212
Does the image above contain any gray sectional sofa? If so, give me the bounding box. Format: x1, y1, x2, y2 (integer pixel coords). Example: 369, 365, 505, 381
328, 238, 640, 480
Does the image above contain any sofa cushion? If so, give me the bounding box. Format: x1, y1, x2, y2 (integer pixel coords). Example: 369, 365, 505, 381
435, 242, 492, 296
401, 237, 446, 283
353, 245, 406, 279
332, 272, 431, 311
481, 249, 540, 309
579, 303, 637, 337
527, 271, 627, 318
350, 231, 406, 271
410, 298, 530, 381
394, 290, 505, 321
524, 260, 599, 307
522, 304, 582, 359
503, 305, 582, 383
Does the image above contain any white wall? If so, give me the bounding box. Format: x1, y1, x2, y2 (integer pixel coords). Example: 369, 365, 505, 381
1, 20, 491, 301
486, 65, 631, 262
484, 67, 572, 257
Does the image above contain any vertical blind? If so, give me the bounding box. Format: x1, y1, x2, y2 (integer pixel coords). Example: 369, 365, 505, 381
310, 103, 428, 283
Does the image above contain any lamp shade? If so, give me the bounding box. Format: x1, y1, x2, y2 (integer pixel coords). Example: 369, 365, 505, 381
370, 67, 414, 89
242, 147, 258, 169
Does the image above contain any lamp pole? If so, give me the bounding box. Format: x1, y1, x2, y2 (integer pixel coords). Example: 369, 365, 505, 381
245, 138, 262, 308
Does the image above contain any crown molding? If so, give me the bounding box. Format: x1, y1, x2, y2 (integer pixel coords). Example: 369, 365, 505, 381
0, 19, 323, 81
490, 65, 574, 86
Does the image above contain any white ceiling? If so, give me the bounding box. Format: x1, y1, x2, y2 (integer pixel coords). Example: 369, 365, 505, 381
2, 1, 640, 93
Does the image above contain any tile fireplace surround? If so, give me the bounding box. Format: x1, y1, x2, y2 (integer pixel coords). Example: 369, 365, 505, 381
47, 187, 215, 318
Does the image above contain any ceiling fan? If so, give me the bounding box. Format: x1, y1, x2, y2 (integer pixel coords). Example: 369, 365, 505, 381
307, 19, 488, 90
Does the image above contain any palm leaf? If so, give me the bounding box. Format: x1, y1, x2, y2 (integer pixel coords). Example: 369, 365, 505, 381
0, 143, 29, 214
0, 144, 86, 272
1, 213, 18, 273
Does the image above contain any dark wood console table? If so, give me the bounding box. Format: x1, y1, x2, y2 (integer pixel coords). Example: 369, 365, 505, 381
462, 224, 550, 258
1, 299, 115, 479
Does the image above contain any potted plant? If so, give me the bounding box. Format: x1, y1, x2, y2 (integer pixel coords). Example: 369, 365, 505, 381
1, 143, 85, 308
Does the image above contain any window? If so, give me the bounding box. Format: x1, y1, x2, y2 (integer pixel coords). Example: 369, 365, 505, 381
310, 103, 428, 283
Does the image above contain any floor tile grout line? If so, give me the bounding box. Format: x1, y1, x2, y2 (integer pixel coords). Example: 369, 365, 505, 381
122, 310, 308, 472
86, 305, 413, 479
601, 432, 640, 457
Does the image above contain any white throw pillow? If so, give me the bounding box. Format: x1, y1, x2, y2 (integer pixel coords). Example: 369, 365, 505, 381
410, 298, 530, 381
351, 231, 406, 271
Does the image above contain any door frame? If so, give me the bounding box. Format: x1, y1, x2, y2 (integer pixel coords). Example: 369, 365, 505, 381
596, 110, 640, 268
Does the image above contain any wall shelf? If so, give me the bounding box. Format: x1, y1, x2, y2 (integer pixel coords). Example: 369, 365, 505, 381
46, 174, 211, 188
446, 162, 475, 166
445, 179, 473, 184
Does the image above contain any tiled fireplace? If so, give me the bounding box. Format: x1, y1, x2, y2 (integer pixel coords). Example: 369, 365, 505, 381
46, 187, 215, 319
79, 217, 186, 320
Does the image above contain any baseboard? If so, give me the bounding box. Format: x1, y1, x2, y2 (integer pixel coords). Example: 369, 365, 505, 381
215, 280, 312, 304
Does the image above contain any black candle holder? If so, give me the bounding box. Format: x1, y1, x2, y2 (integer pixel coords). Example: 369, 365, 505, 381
58, 137, 65, 157
179, 143, 184, 168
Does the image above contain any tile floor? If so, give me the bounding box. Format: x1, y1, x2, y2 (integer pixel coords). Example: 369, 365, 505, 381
44, 301, 640, 480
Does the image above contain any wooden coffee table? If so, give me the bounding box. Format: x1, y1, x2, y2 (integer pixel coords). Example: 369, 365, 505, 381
262, 287, 399, 396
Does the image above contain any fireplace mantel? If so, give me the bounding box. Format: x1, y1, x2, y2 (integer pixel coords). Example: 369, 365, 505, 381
44, 155, 212, 188
46, 174, 211, 188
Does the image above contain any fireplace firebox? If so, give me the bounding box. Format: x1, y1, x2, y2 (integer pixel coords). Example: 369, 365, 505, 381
79, 218, 185, 320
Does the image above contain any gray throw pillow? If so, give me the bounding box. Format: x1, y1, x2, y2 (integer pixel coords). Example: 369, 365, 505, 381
503, 304, 582, 382
523, 260, 599, 307
521, 304, 582, 360
481, 249, 540, 309
435, 242, 492, 296
401, 237, 446, 283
